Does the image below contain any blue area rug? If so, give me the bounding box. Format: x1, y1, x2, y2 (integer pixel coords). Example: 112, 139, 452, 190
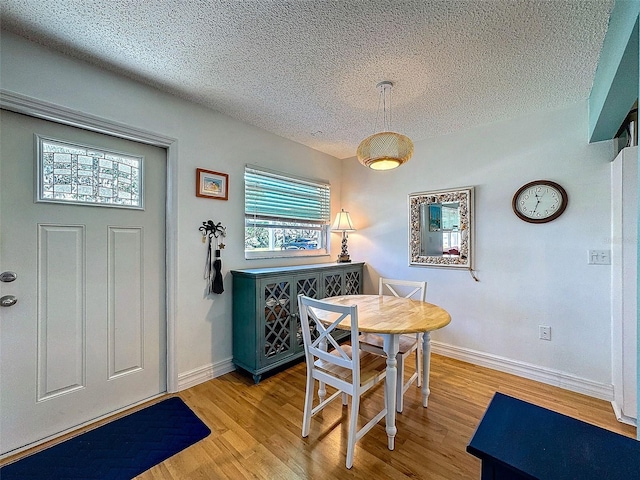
1, 397, 211, 480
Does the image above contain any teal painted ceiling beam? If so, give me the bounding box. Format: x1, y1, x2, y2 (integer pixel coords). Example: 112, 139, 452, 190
589, 1, 639, 143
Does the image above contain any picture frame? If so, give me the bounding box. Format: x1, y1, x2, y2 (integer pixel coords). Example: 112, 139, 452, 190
196, 168, 228, 200
409, 186, 474, 269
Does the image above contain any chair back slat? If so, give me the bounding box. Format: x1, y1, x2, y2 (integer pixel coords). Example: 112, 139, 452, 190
298, 295, 359, 373
308, 310, 348, 355
379, 277, 427, 301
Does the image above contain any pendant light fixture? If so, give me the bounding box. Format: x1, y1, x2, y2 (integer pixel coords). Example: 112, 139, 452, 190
356, 81, 414, 170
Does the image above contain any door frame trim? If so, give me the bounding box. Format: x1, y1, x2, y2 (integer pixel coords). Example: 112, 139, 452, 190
1, 89, 179, 393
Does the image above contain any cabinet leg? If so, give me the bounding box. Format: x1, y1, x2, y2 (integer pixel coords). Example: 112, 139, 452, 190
253, 374, 262, 384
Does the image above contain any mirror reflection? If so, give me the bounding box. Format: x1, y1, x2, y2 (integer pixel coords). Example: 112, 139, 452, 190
409, 187, 474, 268
420, 202, 460, 256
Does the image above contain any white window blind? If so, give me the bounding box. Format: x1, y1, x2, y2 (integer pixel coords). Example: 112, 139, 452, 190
245, 165, 330, 224
244, 165, 331, 259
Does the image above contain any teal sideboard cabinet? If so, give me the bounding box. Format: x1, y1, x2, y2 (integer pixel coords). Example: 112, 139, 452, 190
231, 262, 364, 383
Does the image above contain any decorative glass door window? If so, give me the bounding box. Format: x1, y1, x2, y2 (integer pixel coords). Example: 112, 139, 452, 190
36, 136, 143, 209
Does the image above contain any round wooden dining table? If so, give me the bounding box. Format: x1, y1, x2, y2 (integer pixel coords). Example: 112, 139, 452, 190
318, 294, 451, 450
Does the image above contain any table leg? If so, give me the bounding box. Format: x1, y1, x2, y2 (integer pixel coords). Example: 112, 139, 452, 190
421, 331, 431, 407
382, 334, 400, 450
318, 335, 327, 402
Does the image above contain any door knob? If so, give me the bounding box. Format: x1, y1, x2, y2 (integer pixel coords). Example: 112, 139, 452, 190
0, 295, 17, 307
0, 271, 17, 283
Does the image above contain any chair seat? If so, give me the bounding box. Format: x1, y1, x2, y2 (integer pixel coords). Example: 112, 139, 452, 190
315, 345, 388, 385
359, 333, 418, 354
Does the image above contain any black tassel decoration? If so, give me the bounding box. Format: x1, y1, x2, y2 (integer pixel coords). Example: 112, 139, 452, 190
212, 250, 224, 294
199, 220, 226, 295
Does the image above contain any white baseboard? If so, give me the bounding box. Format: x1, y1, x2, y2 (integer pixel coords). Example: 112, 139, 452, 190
611, 400, 638, 426
177, 358, 236, 391
177, 344, 615, 403
431, 341, 614, 401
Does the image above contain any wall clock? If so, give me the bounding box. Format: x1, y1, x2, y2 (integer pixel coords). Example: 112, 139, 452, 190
512, 180, 568, 223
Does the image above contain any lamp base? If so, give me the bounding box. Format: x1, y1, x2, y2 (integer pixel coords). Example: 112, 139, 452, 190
337, 232, 351, 263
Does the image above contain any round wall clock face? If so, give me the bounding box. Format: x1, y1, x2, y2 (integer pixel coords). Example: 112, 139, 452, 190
512, 180, 568, 223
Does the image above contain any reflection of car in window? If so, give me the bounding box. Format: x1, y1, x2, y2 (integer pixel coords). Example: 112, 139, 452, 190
282, 239, 318, 250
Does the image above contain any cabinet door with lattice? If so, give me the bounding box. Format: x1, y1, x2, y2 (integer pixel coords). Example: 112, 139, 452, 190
321, 271, 344, 298
260, 277, 294, 367
293, 274, 321, 354
344, 267, 362, 295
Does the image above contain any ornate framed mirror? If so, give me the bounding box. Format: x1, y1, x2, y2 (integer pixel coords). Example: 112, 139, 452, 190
409, 187, 474, 269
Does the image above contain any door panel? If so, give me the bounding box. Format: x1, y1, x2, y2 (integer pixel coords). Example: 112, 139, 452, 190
37, 224, 86, 401
108, 226, 144, 378
0, 110, 166, 455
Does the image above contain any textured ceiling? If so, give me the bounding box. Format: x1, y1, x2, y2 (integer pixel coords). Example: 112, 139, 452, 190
0, 1, 613, 159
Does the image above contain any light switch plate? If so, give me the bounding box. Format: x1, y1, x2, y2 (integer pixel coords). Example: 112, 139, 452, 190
588, 250, 610, 265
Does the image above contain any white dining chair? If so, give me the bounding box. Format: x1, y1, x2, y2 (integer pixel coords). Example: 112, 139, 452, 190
297, 294, 388, 469
359, 278, 427, 413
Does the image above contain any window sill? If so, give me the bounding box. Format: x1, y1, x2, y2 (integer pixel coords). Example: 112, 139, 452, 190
244, 249, 330, 260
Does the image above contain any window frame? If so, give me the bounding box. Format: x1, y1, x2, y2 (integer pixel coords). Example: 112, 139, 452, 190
244, 165, 331, 260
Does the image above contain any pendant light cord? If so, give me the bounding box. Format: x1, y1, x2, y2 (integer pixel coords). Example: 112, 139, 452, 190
374, 87, 383, 134
374, 82, 393, 133
384, 83, 391, 131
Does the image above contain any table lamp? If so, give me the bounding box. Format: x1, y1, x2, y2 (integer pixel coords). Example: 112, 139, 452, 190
331, 209, 356, 263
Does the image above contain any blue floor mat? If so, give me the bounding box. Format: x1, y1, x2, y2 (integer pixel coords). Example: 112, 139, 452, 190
1, 397, 211, 479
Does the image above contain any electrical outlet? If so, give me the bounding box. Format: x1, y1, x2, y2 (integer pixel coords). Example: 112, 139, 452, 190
539, 325, 551, 341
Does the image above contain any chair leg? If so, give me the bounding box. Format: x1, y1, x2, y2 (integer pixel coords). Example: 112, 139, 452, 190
396, 355, 405, 413
346, 394, 359, 469
319, 337, 328, 403
302, 374, 315, 437
318, 381, 326, 403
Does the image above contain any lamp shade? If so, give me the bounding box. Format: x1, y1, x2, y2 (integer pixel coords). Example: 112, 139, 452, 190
356, 131, 414, 170
332, 209, 356, 231
356, 81, 414, 170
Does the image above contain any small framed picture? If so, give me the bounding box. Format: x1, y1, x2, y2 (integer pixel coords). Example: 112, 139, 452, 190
196, 168, 228, 200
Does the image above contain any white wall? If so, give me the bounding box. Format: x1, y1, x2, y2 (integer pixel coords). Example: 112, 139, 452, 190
343, 102, 616, 394
1, 30, 619, 398
0, 31, 344, 382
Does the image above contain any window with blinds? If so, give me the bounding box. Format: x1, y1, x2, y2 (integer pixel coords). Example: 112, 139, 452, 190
245, 165, 331, 259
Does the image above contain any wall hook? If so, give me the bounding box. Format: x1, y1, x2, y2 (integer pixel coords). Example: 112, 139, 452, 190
199, 220, 226, 241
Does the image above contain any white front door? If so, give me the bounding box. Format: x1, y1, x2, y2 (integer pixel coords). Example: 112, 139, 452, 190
0, 110, 167, 455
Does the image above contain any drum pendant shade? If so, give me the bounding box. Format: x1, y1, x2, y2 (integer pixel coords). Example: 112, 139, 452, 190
357, 81, 414, 170
356, 131, 414, 170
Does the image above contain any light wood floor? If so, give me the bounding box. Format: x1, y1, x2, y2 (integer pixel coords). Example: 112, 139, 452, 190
139, 354, 635, 479
2, 354, 635, 479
